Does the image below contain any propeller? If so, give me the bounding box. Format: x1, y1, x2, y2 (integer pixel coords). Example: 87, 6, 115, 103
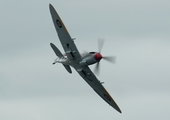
98, 38, 105, 53
94, 39, 116, 75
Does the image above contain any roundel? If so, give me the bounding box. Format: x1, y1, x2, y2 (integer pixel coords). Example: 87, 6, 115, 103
104, 94, 111, 101
56, 19, 62, 28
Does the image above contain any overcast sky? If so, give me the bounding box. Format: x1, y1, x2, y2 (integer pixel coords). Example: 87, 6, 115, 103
0, 0, 170, 120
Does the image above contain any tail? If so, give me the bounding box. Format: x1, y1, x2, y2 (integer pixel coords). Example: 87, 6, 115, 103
50, 43, 72, 74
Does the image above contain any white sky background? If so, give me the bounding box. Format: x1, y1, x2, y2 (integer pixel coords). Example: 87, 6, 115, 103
0, 0, 170, 120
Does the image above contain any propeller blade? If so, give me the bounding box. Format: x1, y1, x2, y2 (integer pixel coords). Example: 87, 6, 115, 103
94, 62, 100, 75
103, 56, 116, 63
98, 38, 105, 53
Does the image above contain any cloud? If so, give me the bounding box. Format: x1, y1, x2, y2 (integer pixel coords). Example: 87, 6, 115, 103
0, 0, 170, 120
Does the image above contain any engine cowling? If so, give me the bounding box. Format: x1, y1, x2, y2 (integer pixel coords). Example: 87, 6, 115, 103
79, 52, 102, 66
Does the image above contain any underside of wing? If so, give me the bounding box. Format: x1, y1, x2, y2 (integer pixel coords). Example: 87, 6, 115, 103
49, 4, 121, 113
49, 4, 82, 62
76, 66, 122, 113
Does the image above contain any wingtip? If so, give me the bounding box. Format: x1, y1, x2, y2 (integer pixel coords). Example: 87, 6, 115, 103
114, 106, 122, 113
49, 3, 52, 7
49, 4, 53, 10
50, 43, 53, 46
116, 105, 122, 113
111, 99, 122, 113
118, 109, 122, 114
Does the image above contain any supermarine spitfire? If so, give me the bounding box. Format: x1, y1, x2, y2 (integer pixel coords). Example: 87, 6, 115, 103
49, 4, 121, 113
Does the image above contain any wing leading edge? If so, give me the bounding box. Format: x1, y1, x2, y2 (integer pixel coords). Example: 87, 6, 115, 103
49, 4, 121, 113
76, 66, 122, 113
49, 4, 82, 62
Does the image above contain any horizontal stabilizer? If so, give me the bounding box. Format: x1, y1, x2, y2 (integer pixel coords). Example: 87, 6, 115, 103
50, 43, 72, 74
63, 64, 72, 73
50, 43, 63, 58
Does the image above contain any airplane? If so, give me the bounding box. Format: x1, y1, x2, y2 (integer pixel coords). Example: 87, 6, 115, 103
49, 4, 122, 113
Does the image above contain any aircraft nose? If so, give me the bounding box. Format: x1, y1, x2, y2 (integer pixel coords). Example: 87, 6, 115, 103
95, 53, 102, 61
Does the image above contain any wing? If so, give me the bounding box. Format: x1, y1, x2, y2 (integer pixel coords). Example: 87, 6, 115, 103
76, 66, 122, 113
49, 4, 82, 62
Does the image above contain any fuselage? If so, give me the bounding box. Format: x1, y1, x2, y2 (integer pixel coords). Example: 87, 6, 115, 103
53, 52, 102, 67
49, 4, 121, 113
